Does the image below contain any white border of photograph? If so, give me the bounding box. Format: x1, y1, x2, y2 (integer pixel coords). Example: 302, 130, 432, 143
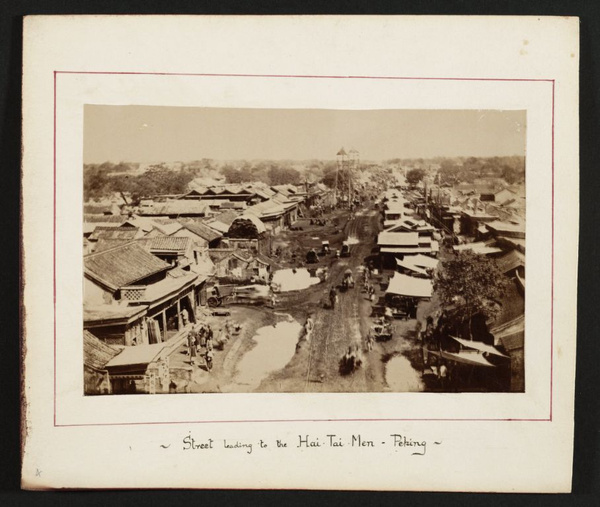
52, 73, 549, 425
22, 16, 578, 492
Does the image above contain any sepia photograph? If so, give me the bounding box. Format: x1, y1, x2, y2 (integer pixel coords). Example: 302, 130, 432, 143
21, 15, 578, 492
82, 106, 526, 395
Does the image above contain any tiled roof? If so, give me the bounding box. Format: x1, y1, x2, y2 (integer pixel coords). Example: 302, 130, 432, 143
486, 220, 526, 235
232, 250, 253, 262
84, 303, 148, 323
139, 200, 208, 216
245, 199, 285, 218
246, 184, 275, 200
84, 242, 170, 291
83, 330, 121, 370
209, 210, 241, 227
157, 222, 184, 235
121, 216, 161, 233
149, 236, 192, 252
142, 270, 198, 302
181, 220, 223, 242
272, 193, 297, 208
208, 248, 236, 262
490, 315, 525, 351
94, 238, 133, 253
256, 252, 280, 268
105, 343, 166, 369
495, 249, 525, 274
89, 226, 139, 242
220, 201, 246, 210
207, 220, 230, 234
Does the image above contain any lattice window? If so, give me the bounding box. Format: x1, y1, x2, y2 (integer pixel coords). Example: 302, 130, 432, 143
122, 287, 145, 301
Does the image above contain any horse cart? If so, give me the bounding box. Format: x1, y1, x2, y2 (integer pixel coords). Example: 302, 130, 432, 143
340, 269, 355, 291
207, 284, 272, 308
369, 320, 393, 342
341, 241, 351, 257
306, 248, 319, 264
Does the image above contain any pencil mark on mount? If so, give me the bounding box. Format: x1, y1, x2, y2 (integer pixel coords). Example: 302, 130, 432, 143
82, 107, 526, 395
160, 444, 171, 449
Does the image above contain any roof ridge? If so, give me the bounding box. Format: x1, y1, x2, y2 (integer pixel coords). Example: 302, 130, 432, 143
84, 239, 138, 258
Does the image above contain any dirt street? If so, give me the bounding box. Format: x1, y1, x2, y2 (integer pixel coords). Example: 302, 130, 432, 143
179, 203, 425, 393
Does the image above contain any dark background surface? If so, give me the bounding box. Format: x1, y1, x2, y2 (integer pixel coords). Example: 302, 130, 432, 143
2, 1, 598, 505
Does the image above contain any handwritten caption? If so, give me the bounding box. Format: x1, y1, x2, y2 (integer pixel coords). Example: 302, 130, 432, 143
180, 433, 440, 456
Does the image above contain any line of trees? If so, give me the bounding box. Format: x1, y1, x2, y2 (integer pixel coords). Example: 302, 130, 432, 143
84, 163, 196, 203
220, 162, 302, 186
438, 156, 525, 185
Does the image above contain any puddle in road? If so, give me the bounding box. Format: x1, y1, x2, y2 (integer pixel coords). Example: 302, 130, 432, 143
233, 319, 302, 390
385, 354, 424, 392
272, 268, 324, 292
346, 236, 360, 245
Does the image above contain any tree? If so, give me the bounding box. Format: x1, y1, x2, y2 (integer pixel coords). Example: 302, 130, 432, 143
501, 164, 519, 184
221, 164, 242, 183
227, 218, 262, 239
439, 160, 461, 185
268, 165, 301, 186
433, 251, 510, 339
406, 168, 426, 186
238, 162, 254, 183
83, 165, 110, 201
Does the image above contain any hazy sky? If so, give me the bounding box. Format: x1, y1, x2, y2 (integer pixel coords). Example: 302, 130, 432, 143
84, 105, 526, 164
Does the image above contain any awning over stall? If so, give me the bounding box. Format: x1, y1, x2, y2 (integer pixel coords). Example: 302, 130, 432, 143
386, 272, 433, 298
427, 349, 496, 367
450, 336, 509, 358
403, 254, 439, 270
453, 242, 502, 255
395, 258, 429, 277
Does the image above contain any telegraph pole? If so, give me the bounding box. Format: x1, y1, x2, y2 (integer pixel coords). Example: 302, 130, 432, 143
348, 149, 359, 207
336, 147, 347, 207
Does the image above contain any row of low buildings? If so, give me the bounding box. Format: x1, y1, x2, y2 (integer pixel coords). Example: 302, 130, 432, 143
373, 189, 438, 318
428, 183, 525, 392
377, 183, 525, 392
376, 190, 441, 270
82, 181, 332, 395
134, 181, 333, 233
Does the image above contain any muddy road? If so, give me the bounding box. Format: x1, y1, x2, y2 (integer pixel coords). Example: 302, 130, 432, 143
179, 204, 425, 394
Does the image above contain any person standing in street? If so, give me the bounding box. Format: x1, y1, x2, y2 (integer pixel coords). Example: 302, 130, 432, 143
366, 332, 374, 351
187, 331, 197, 365
305, 314, 314, 334
439, 362, 448, 390
181, 308, 189, 326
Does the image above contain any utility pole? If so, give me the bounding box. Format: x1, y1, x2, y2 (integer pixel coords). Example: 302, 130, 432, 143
336, 147, 347, 207
348, 149, 359, 207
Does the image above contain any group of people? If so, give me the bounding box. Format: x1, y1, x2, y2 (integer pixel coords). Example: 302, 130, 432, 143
362, 266, 377, 302
423, 352, 452, 390
186, 323, 214, 371
340, 344, 363, 375
431, 359, 449, 389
